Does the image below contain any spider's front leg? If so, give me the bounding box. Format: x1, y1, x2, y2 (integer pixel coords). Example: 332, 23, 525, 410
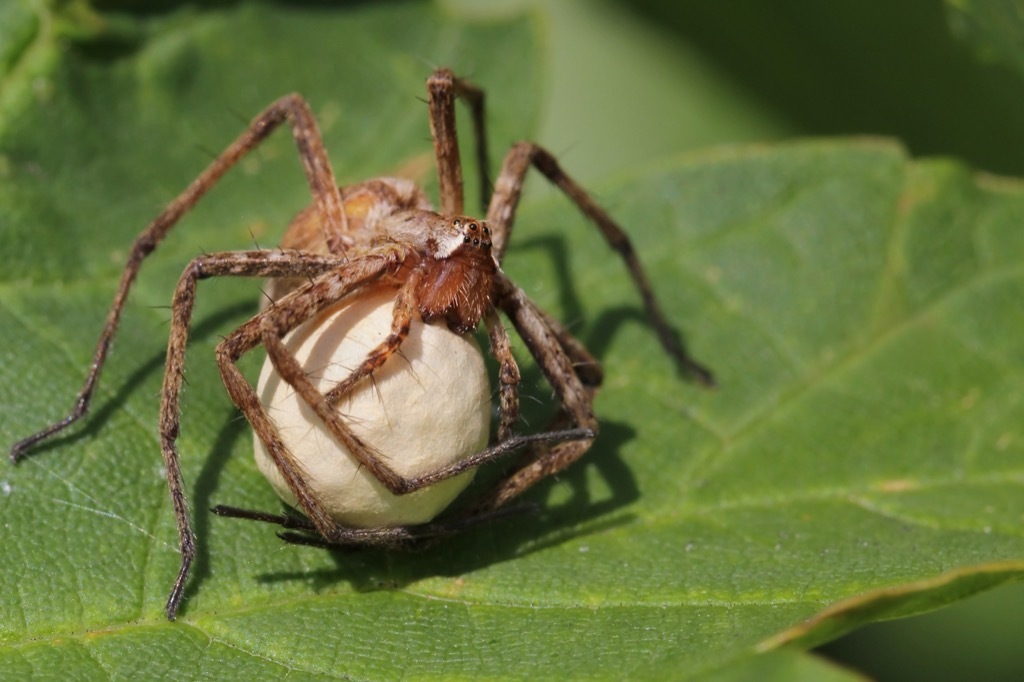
10, 94, 347, 463
157, 249, 344, 620
427, 68, 491, 214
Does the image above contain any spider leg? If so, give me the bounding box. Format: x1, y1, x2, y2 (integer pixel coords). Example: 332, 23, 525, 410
486, 142, 714, 386
215, 253, 398, 545
213, 501, 537, 549
10, 94, 347, 463
207, 250, 586, 552
211, 504, 317, 531
484, 306, 522, 442
320, 288, 517, 439
157, 249, 344, 620
531, 305, 604, 390
320, 268, 422, 407
427, 68, 491, 215
261, 269, 591, 502
474, 273, 602, 512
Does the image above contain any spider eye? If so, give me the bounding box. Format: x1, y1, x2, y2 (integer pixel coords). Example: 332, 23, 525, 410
468, 222, 478, 231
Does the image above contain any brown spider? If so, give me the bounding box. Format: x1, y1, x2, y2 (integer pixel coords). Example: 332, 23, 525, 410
9, 69, 713, 620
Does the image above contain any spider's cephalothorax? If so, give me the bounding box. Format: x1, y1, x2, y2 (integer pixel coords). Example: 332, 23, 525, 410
9, 68, 713, 620
417, 217, 496, 334
268, 178, 497, 334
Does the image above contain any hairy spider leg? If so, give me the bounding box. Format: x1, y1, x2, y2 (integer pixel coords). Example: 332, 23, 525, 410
486, 141, 715, 386
225, 251, 593, 527
475, 274, 601, 511
235, 71, 703, 534
428, 68, 491, 214
10, 66, 711, 622
161, 249, 347, 620
214, 251, 401, 544
10, 94, 348, 463
484, 307, 522, 442
318, 266, 423, 407
213, 500, 536, 548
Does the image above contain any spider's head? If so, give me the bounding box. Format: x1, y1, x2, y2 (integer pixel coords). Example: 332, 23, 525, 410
416, 215, 497, 334
425, 216, 493, 260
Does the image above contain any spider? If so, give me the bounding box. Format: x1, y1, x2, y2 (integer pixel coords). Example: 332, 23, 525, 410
9, 69, 713, 621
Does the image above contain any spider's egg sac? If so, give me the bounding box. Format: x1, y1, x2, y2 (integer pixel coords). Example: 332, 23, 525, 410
253, 288, 491, 527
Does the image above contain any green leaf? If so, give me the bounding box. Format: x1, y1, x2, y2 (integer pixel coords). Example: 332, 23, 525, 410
695, 649, 865, 682
3, 1, 1024, 679
946, 0, 1024, 76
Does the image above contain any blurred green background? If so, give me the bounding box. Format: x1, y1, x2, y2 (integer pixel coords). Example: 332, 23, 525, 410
520, 0, 1024, 679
